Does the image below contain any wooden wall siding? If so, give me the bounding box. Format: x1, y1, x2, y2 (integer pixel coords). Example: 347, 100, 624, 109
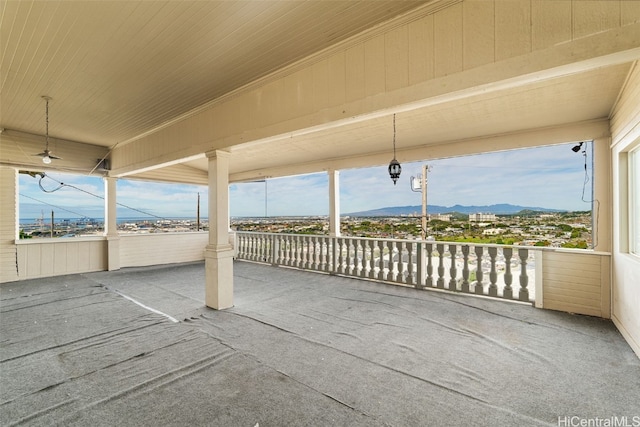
611, 63, 640, 147
0, 131, 110, 175
542, 251, 611, 318
132, 163, 208, 186
0, 168, 18, 283
119, 233, 208, 268
111, 0, 640, 176
15, 239, 106, 280
610, 60, 640, 357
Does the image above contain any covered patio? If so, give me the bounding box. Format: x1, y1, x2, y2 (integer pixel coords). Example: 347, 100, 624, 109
2, 261, 638, 426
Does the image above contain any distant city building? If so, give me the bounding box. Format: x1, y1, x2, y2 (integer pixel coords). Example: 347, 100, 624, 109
430, 214, 451, 222
468, 213, 497, 222
482, 228, 503, 236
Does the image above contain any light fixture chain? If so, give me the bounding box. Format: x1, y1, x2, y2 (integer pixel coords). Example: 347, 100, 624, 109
393, 114, 396, 157
45, 97, 50, 151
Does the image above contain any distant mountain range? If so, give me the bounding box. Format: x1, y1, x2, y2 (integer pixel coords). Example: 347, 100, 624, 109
346, 203, 564, 217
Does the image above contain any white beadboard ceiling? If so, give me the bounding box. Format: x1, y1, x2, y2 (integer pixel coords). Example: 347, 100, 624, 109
0, 0, 637, 183
1, 0, 427, 147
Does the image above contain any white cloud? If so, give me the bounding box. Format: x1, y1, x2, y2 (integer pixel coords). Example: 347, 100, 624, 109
17, 142, 594, 220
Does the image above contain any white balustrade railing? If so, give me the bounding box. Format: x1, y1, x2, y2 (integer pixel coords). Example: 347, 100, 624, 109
235, 232, 536, 303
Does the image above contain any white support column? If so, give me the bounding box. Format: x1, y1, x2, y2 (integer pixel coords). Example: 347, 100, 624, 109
205, 150, 234, 309
329, 169, 341, 237
104, 177, 120, 271
592, 137, 611, 252
0, 167, 19, 283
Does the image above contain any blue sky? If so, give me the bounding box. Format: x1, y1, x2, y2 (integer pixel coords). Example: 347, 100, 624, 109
18, 142, 594, 221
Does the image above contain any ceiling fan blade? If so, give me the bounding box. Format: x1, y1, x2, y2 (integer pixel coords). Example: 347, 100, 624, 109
48, 154, 62, 160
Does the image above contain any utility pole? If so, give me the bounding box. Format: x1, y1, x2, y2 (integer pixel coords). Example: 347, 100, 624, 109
421, 164, 427, 240
411, 165, 432, 240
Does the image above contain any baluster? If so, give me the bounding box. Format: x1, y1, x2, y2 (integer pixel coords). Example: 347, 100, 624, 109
288, 236, 295, 266
503, 247, 513, 299
323, 237, 328, 271
301, 236, 306, 268
281, 236, 287, 265
305, 236, 311, 269
326, 237, 332, 272
474, 246, 484, 295
382, 240, 390, 281
313, 236, 319, 270
254, 234, 259, 260
333, 237, 345, 274
377, 240, 385, 281
288, 236, 295, 267
271, 235, 279, 265
518, 248, 530, 301
386, 241, 394, 281
436, 243, 445, 289
461, 245, 470, 293
352, 238, 358, 276
285, 236, 293, 266
359, 240, 367, 278
416, 242, 425, 289
262, 235, 268, 263
425, 243, 434, 287
407, 242, 415, 285
344, 238, 350, 275
312, 236, 318, 270
236, 234, 243, 258
300, 236, 307, 269
448, 244, 457, 291
333, 237, 340, 273
397, 241, 406, 283
297, 236, 303, 268
488, 247, 498, 297
368, 240, 376, 279
248, 235, 254, 260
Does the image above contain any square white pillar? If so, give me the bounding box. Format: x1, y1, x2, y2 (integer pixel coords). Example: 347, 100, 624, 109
104, 177, 120, 271
205, 150, 234, 309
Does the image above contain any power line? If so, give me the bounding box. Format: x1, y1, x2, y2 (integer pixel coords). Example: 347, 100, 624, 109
33, 173, 168, 220
19, 193, 90, 218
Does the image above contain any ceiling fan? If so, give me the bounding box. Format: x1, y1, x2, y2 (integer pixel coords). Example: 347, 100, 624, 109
34, 96, 61, 164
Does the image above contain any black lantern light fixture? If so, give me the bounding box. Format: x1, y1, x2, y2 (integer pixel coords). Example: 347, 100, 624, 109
388, 113, 401, 185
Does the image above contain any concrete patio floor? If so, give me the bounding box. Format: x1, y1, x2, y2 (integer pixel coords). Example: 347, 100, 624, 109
1, 261, 639, 426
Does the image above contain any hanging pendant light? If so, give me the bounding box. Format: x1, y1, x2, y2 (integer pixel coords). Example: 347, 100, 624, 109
388, 114, 401, 185
34, 96, 62, 164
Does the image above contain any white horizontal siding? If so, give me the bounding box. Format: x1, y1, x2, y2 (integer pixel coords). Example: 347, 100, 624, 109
611, 63, 640, 148
15, 238, 107, 280
119, 233, 208, 268
542, 251, 611, 318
